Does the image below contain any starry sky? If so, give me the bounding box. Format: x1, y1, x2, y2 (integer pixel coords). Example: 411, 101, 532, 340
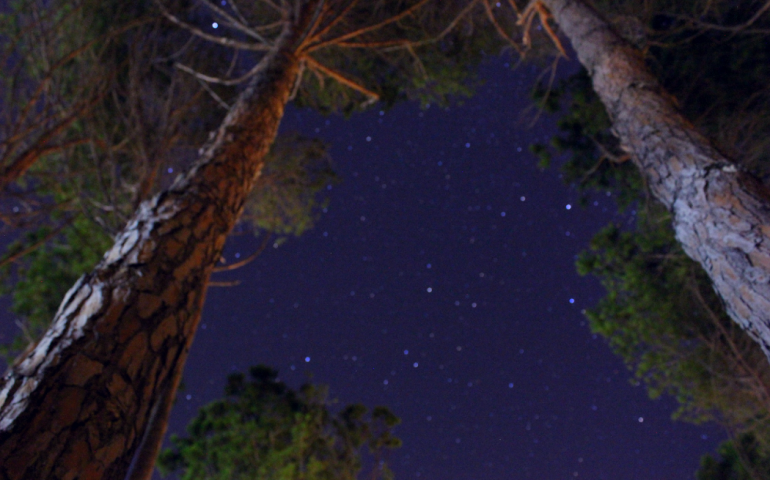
159, 56, 727, 480
0, 52, 727, 478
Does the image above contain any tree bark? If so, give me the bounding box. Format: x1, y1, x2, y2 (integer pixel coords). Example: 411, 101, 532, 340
539, 0, 770, 361
0, 3, 319, 478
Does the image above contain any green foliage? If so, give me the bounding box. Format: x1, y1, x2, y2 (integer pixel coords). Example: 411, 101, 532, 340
697, 434, 770, 480
290, 1, 500, 113
0, 217, 112, 359
157, 365, 401, 480
577, 206, 770, 437
529, 69, 643, 209
243, 135, 337, 238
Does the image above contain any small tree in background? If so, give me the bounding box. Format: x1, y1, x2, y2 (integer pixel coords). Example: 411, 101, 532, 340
158, 366, 401, 480
697, 433, 770, 480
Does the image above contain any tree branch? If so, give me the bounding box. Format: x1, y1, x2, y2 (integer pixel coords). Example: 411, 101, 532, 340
156, 1, 271, 51
303, 0, 359, 48
196, 0, 272, 44
673, 0, 770, 33
212, 232, 272, 273
209, 280, 242, 287
482, 0, 525, 55
306, 0, 431, 52
405, 0, 480, 49
303, 55, 379, 103
0, 218, 72, 270
175, 53, 270, 86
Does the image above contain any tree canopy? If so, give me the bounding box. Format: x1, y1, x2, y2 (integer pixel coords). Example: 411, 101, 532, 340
157, 366, 402, 480
4, 0, 770, 477
0, 1, 509, 477
0, 0, 506, 360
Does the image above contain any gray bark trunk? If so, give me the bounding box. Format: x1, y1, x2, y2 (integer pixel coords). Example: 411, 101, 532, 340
540, 0, 770, 359
0, 2, 319, 477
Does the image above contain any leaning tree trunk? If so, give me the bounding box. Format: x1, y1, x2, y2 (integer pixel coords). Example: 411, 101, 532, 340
539, 0, 770, 360
0, 4, 317, 478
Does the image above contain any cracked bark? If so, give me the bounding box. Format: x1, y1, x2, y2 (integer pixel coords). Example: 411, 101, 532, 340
540, 0, 770, 361
0, 3, 319, 478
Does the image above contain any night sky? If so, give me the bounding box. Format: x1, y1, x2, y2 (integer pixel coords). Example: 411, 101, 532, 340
0, 54, 728, 478
158, 56, 726, 480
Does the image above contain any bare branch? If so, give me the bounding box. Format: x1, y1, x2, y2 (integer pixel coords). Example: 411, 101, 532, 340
506, 0, 521, 15
517, 1, 567, 56
307, 0, 432, 52
175, 53, 270, 86
535, 2, 567, 57
288, 61, 306, 101
258, 0, 284, 14
212, 232, 272, 273
673, 0, 770, 33
0, 218, 72, 270
336, 39, 412, 48
304, 0, 359, 48
295, 0, 326, 48
1, 100, 101, 190
223, 0, 250, 27
196, 0, 271, 44
527, 55, 560, 126
303, 55, 379, 102
196, 78, 231, 110
404, 0, 480, 49
406, 44, 428, 80
517, 1, 537, 48
5, 15, 147, 145
482, 0, 525, 55
156, 2, 271, 51
209, 280, 242, 287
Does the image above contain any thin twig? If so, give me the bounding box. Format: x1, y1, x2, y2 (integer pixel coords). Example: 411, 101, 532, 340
212, 232, 273, 273
258, 0, 284, 13
673, 0, 770, 33
196, 78, 231, 110
336, 39, 411, 48
528, 55, 560, 127
398, 0, 480, 49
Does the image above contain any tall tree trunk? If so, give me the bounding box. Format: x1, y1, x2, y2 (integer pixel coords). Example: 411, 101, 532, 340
0, 3, 318, 478
538, 0, 770, 364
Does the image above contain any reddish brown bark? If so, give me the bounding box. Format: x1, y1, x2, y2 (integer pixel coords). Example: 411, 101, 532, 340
540, 0, 770, 360
0, 3, 320, 478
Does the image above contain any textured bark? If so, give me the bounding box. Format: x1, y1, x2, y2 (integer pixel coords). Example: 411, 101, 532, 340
0, 4, 318, 478
540, 0, 770, 359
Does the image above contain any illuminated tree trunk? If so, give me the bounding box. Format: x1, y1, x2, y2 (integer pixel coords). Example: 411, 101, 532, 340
540, 0, 770, 360
0, 4, 317, 478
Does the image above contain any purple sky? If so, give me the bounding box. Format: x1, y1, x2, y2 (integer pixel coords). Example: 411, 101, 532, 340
163, 57, 725, 479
